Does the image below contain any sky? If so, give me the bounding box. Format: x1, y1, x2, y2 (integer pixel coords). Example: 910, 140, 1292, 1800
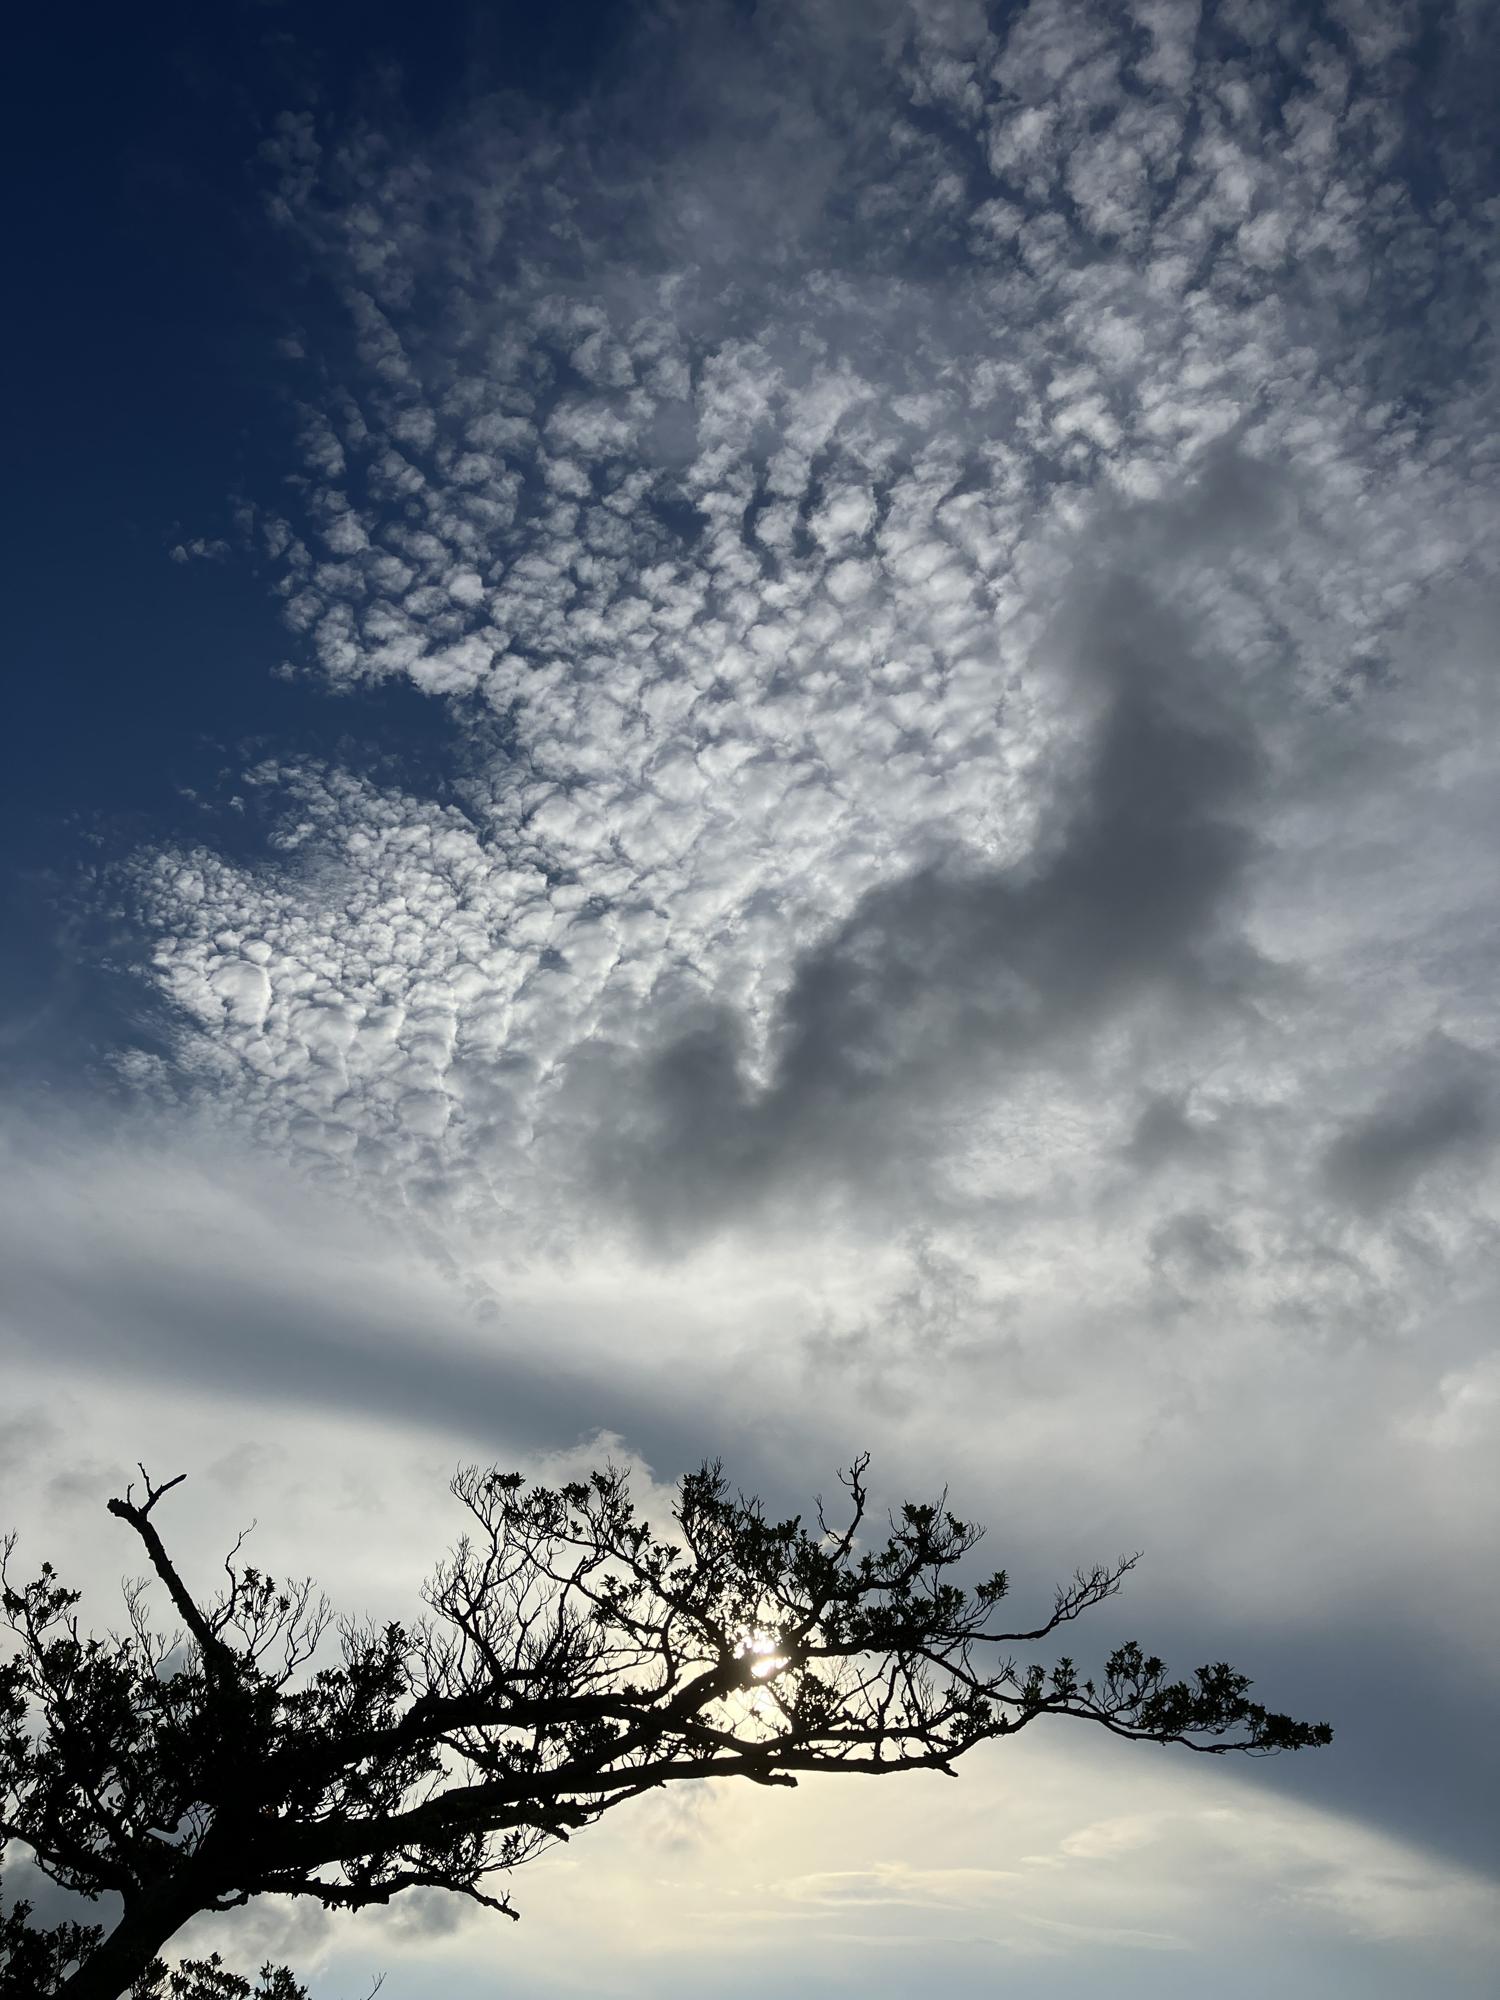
3, 0, 1499, 1993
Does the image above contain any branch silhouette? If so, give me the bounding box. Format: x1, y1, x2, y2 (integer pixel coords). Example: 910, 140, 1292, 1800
1, 1456, 1330, 1997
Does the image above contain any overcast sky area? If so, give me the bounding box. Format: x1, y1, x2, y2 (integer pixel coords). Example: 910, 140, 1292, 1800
4, 0, 1499, 1993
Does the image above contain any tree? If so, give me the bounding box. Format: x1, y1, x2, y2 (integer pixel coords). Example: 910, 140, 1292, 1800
2, 1457, 1330, 1998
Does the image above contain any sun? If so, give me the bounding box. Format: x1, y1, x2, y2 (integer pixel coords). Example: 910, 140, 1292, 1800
736, 1628, 789, 1681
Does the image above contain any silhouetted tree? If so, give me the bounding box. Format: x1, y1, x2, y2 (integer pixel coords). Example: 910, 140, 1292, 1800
2, 1457, 1330, 1997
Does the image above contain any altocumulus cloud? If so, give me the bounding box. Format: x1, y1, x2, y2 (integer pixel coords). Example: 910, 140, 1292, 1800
126, 2, 1499, 1261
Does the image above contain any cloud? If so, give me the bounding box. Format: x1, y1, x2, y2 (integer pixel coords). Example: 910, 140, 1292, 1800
83, 18, 1500, 1850
1323, 1033, 1497, 1213
4, 1101, 1497, 1884
587, 569, 1271, 1240
1121, 1091, 1226, 1173
0, 1118, 726, 1484
116, 0, 1500, 1280
12, 4, 1500, 1990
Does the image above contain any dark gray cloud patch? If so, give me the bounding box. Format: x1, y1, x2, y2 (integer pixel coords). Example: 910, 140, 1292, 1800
589, 579, 1270, 1243
1323, 1034, 1497, 1214
1149, 1208, 1247, 1284
1122, 1091, 1227, 1173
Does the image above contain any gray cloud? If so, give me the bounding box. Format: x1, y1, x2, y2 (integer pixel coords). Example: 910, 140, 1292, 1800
590, 573, 1268, 1241
1121, 1092, 1226, 1173
1148, 1208, 1247, 1282
1324, 1035, 1497, 1213
0, 1129, 715, 1481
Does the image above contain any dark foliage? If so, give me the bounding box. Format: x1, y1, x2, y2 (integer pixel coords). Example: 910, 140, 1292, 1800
1, 1457, 1330, 1996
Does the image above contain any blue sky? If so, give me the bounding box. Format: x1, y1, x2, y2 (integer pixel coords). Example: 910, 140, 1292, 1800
4, 2, 1499, 1995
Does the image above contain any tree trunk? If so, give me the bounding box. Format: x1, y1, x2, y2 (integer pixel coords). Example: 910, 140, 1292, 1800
57, 1883, 202, 2000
